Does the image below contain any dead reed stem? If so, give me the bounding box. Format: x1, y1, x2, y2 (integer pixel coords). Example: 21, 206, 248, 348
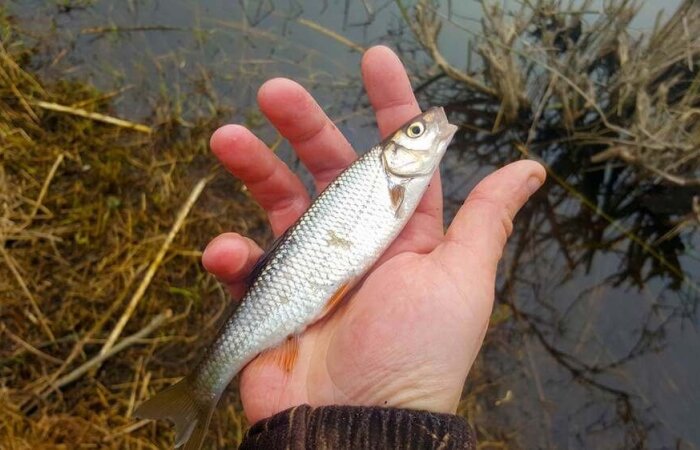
38, 310, 173, 401
99, 176, 210, 357
32, 100, 153, 133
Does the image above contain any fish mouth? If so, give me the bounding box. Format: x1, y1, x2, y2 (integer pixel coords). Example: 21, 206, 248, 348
430, 107, 458, 156
432, 106, 459, 140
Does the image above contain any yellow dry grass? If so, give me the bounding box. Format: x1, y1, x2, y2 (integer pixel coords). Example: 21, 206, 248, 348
0, 15, 268, 449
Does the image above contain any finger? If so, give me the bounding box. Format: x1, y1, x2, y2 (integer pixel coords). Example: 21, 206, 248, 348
257, 78, 356, 190
361, 45, 422, 137
210, 125, 309, 236
361, 45, 443, 240
435, 160, 546, 292
202, 233, 264, 299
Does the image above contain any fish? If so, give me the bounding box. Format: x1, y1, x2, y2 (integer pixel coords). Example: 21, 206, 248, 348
134, 106, 458, 449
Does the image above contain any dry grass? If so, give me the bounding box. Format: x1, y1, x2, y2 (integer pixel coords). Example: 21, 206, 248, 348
405, 0, 700, 200
0, 13, 268, 449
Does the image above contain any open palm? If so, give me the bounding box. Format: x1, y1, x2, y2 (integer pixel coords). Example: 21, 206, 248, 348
203, 46, 545, 425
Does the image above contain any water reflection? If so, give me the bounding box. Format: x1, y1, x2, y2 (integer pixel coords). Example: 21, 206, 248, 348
7, 0, 699, 447
410, 3, 700, 445
427, 86, 699, 446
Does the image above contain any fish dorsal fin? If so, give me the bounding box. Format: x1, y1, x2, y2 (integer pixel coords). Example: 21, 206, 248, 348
245, 227, 293, 287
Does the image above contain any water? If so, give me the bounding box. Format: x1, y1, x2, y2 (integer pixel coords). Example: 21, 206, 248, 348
7, 0, 698, 448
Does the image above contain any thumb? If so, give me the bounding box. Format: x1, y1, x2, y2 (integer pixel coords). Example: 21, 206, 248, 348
434, 160, 545, 295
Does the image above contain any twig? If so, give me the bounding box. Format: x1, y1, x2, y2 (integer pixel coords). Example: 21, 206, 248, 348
1, 324, 62, 365
397, 0, 498, 98
98, 177, 209, 357
0, 42, 47, 95
32, 100, 152, 134
126, 357, 143, 418
527, 74, 557, 146
522, 334, 554, 448
0, 65, 39, 122
25, 153, 64, 226
38, 310, 172, 400
591, 146, 700, 186
70, 85, 134, 109
682, 16, 694, 70
103, 419, 151, 442
296, 18, 366, 53
27, 269, 142, 397
80, 25, 186, 35
0, 245, 55, 341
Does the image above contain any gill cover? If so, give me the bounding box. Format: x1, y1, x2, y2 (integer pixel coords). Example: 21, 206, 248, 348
381, 107, 456, 178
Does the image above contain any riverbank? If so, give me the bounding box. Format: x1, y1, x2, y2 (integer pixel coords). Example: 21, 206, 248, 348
0, 12, 268, 447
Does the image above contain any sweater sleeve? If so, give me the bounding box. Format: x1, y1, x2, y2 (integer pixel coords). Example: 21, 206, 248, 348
239, 404, 476, 449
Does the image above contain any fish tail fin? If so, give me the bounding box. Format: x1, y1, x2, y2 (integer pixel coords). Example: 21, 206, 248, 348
135, 375, 216, 450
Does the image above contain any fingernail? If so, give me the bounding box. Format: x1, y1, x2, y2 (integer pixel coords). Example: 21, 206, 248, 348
527, 176, 544, 195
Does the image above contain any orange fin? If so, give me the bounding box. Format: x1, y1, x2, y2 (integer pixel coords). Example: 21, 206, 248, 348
319, 281, 353, 320
257, 335, 300, 373
254, 282, 354, 373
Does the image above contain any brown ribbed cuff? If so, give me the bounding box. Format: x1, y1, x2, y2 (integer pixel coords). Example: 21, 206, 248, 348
239, 404, 476, 449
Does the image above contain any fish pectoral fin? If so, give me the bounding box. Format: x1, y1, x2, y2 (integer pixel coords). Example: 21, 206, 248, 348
253, 282, 356, 374
257, 335, 300, 373
389, 184, 405, 218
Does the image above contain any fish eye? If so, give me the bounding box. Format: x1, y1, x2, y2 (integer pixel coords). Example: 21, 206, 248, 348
406, 122, 425, 138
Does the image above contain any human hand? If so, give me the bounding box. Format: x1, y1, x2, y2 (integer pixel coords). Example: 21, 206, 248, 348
203, 45, 546, 425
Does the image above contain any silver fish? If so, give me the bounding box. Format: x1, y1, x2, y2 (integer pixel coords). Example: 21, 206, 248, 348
135, 107, 458, 449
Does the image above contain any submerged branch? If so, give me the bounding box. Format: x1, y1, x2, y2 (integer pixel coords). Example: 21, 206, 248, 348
296, 18, 366, 53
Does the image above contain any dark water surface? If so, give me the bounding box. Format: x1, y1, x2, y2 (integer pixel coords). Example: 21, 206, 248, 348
8, 1, 698, 448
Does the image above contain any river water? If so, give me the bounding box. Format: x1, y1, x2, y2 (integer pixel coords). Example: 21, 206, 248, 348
8, 0, 698, 448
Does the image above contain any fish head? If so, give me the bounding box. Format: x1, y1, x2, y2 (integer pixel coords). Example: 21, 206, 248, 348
381, 106, 458, 179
